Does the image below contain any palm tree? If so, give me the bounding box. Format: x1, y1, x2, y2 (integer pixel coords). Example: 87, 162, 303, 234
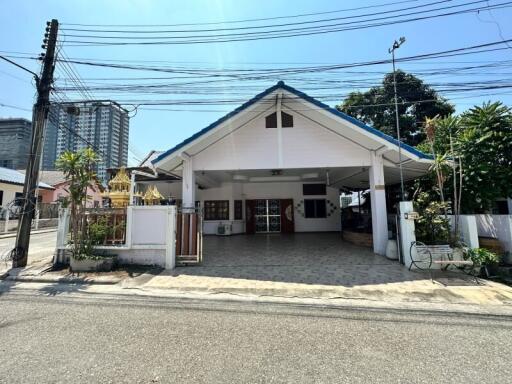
55, 148, 100, 259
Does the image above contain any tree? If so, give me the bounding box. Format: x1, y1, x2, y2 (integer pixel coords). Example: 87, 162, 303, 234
337, 71, 454, 146
55, 148, 100, 259
414, 102, 512, 213
457, 102, 512, 212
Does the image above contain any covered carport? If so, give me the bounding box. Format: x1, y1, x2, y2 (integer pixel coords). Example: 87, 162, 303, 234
151, 81, 433, 261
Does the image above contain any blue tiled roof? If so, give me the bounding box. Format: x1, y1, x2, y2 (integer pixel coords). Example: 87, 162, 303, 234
0, 167, 53, 189
153, 81, 432, 164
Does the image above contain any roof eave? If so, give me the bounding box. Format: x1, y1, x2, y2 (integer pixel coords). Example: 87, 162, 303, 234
153, 81, 432, 166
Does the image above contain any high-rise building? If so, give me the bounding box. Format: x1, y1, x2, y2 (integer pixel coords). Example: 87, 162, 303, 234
46, 101, 130, 184
0, 118, 32, 170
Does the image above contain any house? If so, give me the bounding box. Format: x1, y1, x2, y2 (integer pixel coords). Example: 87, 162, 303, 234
145, 81, 433, 256
0, 166, 53, 217
18, 170, 104, 208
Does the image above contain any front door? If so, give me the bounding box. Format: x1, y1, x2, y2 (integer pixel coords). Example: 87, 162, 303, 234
280, 199, 295, 233
245, 200, 256, 234
255, 199, 281, 233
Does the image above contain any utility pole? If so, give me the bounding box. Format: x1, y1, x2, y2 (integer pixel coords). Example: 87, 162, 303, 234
389, 36, 406, 201
13, 19, 59, 268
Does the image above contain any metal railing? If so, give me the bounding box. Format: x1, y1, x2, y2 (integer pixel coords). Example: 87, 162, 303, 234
77, 208, 127, 245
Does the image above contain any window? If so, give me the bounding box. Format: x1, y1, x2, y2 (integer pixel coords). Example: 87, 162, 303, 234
303, 184, 326, 196
14, 192, 23, 206
0, 159, 13, 168
0, 190, 3, 206
204, 200, 229, 221
234, 200, 243, 220
304, 199, 326, 218
265, 111, 294, 128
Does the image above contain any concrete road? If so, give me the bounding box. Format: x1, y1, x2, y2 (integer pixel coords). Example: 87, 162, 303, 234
0, 230, 56, 263
0, 288, 511, 383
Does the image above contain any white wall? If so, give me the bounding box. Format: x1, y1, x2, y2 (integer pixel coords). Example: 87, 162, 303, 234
55, 206, 177, 269
192, 110, 371, 171
140, 180, 340, 235
0, 182, 23, 208
448, 215, 479, 249
200, 181, 340, 234
475, 214, 512, 253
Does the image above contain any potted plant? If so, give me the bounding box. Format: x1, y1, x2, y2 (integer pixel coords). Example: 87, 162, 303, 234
464, 248, 500, 277
56, 148, 116, 272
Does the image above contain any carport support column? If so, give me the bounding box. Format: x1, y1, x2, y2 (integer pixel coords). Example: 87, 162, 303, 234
369, 151, 388, 255
181, 153, 196, 212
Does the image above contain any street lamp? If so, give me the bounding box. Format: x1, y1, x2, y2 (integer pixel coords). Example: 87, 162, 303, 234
389, 36, 406, 201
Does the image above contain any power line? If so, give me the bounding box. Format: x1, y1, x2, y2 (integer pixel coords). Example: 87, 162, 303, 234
0, 102, 32, 112
51, 39, 512, 79
61, 0, 453, 34
60, 0, 422, 27
60, 1, 512, 46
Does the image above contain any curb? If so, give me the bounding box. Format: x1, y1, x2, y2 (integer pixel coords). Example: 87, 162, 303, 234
3, 274, 121, 285
140, 283, 512, 307
0, 228, 57, 239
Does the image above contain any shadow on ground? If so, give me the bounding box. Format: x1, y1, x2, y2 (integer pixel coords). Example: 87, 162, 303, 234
165, 233, 481, 288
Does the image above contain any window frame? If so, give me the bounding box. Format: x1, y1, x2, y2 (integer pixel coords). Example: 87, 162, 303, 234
234, 200, 243, 220
304, 199, 327, 219
204, 200, 230, 221
265, 111, 294, 128
303, 183, 327, 196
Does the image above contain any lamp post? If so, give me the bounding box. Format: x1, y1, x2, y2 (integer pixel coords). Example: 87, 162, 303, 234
389, 36, 406, 200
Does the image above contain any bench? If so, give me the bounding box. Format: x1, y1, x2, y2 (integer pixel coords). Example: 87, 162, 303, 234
409, 241, 474, 283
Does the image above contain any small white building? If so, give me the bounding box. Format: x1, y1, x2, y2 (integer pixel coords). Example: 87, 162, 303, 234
148, 81, 433, 256
0, 166, 53, 215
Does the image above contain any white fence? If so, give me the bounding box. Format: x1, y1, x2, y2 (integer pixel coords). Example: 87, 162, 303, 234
475, 214, 512, 254
55, 206, 177, 269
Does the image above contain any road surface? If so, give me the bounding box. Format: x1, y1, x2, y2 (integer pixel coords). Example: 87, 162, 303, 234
0, 287, 511, 383
0, 230, 56, 264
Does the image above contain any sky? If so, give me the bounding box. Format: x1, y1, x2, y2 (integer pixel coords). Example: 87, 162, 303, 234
1, 0, 511, 166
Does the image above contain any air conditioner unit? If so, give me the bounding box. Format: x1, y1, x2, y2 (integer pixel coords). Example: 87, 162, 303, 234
217, 222, 232, 236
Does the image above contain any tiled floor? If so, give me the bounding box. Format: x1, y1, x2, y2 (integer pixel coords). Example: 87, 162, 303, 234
147, 233, 512, 305
172, 233, 434, 287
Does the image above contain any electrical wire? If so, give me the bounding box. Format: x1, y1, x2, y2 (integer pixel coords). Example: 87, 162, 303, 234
60, 1, 512, 46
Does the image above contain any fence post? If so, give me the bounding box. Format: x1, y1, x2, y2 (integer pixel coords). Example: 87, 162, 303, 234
35, 207, 40, 230
4, 209, 9, 234
55, 208, 70, 247
125, 206, 133, 248
457, 215, 479, 250
165, 205, 176, 269
399, 201, 417, 269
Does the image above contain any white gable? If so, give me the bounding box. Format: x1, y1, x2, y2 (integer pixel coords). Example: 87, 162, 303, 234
153, 83, 432, 183
192, 108, 371, 171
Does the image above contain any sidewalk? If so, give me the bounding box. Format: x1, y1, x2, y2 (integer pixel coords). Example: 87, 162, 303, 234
141, 268, 512, 307
0, 227, 57, 239
3, 262, 512, 313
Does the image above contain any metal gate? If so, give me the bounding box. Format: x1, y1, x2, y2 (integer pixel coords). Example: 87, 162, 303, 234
175, 208, 203, 265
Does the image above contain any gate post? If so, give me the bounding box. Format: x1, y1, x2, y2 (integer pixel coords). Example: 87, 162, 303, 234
165, 205, 176, 269
399, 201, 416, 269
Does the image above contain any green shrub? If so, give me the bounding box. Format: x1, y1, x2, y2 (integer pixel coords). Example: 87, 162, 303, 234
414, 192, 450, 244
88, 218, 110, 245
464, 248, 499, 267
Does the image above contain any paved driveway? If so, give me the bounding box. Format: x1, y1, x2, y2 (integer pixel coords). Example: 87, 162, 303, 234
174, 233, 427, 287
145, 233, 512, 305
